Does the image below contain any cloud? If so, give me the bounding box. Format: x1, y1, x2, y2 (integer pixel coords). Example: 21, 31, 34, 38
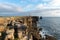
25, 4, 33, 8
27, 9, 60, 17
36, 3, 47, 9
0, 0, 60, 17
0, 3, 29, 16
24, 4, 34, 11
0, 3, 60, 17
32, 0, 60, 17
49, 0, 60, 7
35, 0, 60, 9
31, 0, 39, 2
42, 0, 51, 2
0, 3, 23, 12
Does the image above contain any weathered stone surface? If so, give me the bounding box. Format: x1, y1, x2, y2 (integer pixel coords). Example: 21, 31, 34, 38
0, 16, 56, 40
45, 35, 56, 40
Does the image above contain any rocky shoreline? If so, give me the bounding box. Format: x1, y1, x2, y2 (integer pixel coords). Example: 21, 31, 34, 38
0, 16, 56, 40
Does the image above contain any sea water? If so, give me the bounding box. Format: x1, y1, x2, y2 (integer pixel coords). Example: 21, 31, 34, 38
38, 17, 60, 40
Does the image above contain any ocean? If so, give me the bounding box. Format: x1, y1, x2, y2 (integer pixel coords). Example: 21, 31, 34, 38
38, 17, 60, 40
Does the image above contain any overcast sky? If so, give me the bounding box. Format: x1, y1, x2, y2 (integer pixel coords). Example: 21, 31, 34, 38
0, 0, 60, 17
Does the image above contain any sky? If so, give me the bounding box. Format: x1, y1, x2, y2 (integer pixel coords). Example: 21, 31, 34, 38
0, 0, 60, 17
